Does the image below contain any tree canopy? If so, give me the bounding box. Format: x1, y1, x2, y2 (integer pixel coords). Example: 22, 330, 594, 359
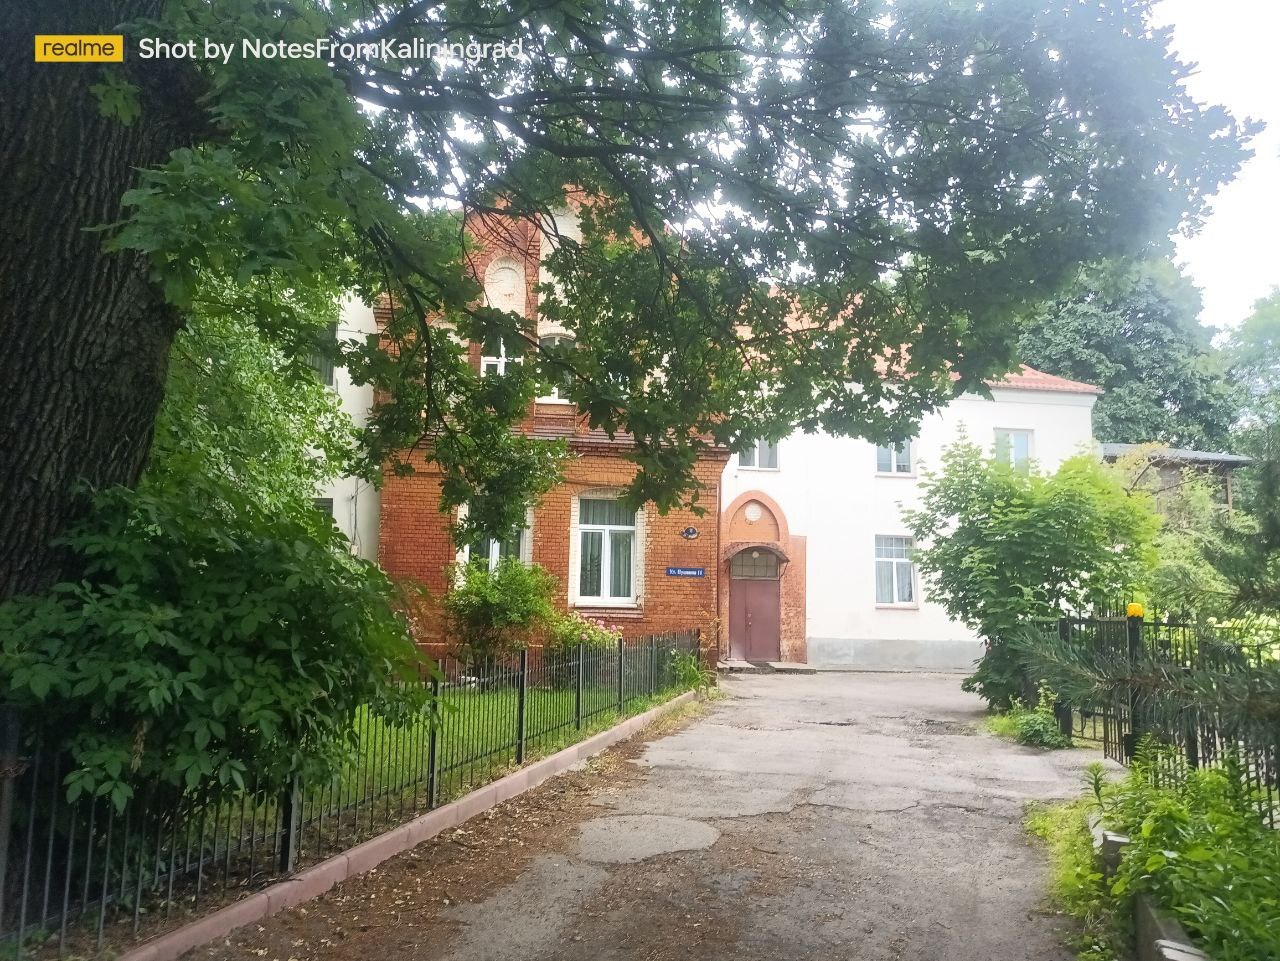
0, 0, 1255, 599
1224, 288, 1280, 426
1017, 260, 1242, 451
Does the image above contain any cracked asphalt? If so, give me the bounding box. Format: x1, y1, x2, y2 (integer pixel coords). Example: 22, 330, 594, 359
196, 673, 1099, 961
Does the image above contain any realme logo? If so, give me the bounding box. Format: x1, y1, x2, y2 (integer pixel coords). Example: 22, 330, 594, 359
34, 35, 124, 62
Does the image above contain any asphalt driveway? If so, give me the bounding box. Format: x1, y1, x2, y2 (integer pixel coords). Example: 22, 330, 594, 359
198, 672, 1097, 961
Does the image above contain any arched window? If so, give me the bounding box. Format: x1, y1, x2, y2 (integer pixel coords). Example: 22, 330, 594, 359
481, 258, 527, 377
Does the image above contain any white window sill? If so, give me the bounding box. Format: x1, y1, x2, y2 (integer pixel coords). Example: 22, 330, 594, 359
875, 603, 920, 610
737, 466, 780, 472
874, 471, 916, 479
536, 396, 574, 405
573, 601, 640, 611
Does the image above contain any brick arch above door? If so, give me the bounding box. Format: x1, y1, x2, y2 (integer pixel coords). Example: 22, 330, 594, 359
721, 489, 791, 547
718, 489, 807, 664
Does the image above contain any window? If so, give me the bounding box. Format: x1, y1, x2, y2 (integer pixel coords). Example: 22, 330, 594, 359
994, 429, 1033, 468
470, 528, 527, 572
577, 497, 636, 604
876, 441, 913, 474
730, 550, 779, 579
480, 333, 524, 377
875, 535, 916, 605
739, 439, 779, 469
308, 323, 337, 387
538, 333, 575, 401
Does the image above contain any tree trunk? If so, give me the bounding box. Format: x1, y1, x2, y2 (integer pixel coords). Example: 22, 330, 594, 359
0, 2, 196, 599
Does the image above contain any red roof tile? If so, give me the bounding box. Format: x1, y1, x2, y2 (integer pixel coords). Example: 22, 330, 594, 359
984, 365, 1102, 395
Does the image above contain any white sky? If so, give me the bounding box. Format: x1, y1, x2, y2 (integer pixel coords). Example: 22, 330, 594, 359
1151, 0, 1280, 332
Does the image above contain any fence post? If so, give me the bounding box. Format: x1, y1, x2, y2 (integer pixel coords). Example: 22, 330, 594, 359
617, 637, 625, 713
0, 705, 20, 935
516, 648, 528, 765
575, 642, 584, 731
427, 675, 441, 808
1054, 619, 1074, 737
1125, 611, 1145, 760
650, 635, 657, 695
277, 774, 302, 875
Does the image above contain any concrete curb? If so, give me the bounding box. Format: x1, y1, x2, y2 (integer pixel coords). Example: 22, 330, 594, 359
1088, 813, 1209, 961
120, 690, 700, 961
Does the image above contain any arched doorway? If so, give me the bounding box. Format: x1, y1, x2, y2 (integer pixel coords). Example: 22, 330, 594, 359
728, 547, 783, 661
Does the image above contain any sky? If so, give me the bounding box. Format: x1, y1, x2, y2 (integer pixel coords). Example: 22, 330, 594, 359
1151, 0, 1280, 333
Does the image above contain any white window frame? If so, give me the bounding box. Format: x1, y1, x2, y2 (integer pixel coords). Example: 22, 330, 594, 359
875, 440, 914, 476
480, 336, 521, 378
455, 507, 534, 573
874, 535, 917, 608
994, 428, 1034, 469
468, 528, 529, 573
536, 333, 575, 404
570, 492, 642, 608
738, 439, 779, 471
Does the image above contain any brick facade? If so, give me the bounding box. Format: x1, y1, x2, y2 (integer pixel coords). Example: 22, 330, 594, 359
379, 438, 728, 651
376, 204, 730, 658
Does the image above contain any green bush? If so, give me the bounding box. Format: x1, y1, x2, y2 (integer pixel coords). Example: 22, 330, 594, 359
989, 685, 1074, 749
0, 472, 425, 811
1103, 747, 1280, 961
544, 611, 622, 653
442, 558, 558, 663
904, 442, 1158, 710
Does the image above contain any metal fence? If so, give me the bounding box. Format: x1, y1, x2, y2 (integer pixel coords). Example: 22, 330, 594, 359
0, 631, 700, 957
1033, 614, 1278, 826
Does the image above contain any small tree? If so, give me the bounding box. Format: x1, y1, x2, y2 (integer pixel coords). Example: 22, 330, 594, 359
442, 559, 559, 665
1106, 444, 1236, 617
904, 442, 1158, 709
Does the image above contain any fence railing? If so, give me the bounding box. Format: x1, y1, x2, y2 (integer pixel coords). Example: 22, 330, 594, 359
0, 630, 700, 958
1030, 614, 1278, 826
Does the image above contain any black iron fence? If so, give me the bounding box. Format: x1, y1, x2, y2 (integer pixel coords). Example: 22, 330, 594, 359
0, 631, 700, 957
1029, 614, 1278, 826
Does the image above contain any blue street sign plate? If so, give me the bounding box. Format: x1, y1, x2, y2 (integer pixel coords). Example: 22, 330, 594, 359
666, 566, 706, 578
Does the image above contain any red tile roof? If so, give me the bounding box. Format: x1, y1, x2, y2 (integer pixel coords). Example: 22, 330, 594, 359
984, 365, 1103, 395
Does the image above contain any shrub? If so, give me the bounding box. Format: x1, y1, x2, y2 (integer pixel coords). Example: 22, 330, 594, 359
990, 685, 1074, 749
1103, 748, 1280, 961
442, 558, 558, 663
544, 611, 622, 653
0, 473, 425, 811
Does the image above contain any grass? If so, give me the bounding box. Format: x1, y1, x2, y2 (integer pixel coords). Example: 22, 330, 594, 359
985, 711, 1021, 740
327, 680, 694, 815
1024, 798, 1127, 961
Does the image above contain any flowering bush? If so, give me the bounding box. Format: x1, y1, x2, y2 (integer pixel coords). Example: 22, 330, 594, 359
544, 611, 622, 652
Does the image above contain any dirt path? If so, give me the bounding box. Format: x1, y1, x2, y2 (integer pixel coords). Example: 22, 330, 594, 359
191, 673, 1097, 961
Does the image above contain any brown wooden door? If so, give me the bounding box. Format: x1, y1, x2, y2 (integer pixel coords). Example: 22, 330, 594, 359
729, 576, 781, 661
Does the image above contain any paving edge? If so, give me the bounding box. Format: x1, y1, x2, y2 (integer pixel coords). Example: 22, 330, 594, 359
1088, 813, 1210, 961
120, 689, 700, 961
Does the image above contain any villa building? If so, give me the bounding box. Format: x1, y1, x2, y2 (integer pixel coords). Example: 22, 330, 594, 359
718, 368, 1102, 670
319, 208, 1103, 669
